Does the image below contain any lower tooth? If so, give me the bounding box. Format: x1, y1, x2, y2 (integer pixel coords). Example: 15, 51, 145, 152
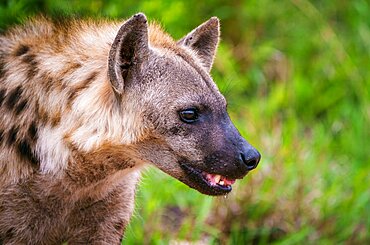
219, 180, 224, 185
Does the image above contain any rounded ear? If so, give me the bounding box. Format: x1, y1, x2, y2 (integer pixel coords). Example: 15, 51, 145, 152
178, 17, 220, 72
108, 13, 149, 94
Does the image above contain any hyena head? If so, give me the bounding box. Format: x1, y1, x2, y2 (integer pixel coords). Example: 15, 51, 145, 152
109, 14, 260, 195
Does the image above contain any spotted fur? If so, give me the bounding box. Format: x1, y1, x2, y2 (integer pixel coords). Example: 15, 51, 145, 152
0, 13, 260, 244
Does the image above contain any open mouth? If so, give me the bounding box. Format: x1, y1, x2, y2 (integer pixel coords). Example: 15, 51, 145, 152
202, 172, 235, 188
180, 163, 236, 195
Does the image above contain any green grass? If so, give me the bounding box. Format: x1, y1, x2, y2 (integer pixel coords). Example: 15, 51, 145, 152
1, 0, 369, 244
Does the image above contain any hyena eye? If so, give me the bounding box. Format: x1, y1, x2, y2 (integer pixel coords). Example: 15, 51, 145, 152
179, 108, 199, 123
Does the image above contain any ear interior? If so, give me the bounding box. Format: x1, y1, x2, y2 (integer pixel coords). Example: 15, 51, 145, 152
178, 17, 220, 72
108, 13, 149, 94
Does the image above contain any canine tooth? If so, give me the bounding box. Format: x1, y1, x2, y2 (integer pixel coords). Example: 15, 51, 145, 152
219, 180, 225, 186
214, 175, 221, 183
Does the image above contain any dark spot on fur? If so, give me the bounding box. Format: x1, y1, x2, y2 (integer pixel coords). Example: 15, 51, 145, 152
70, 62, 82, 70
40, 113, 49, 124
45, 78, 54, 93
15, 44, 30, 56
85, 71, 98, 84
168, 125, 188, 137
0, 58, 6, 78
0, 129, 4, 143
5, 86, 22, 110
0, 227, 15, 243
22, 53, 37, 66
7, 126, 18, 146
36, 103, 49, 125
22, 54, 39, 78
114, 220, 125, 232
17, 140, 39, 166
50, 112, 61, 127
169, 126, 180, 135
39, 73, 56, 94
60, 62, 82, 78
14, 99, 27, 115
67, 72, 98, 105
28, 122, 38, 140
0, 89, 6, 106
5, 228, 14, 239
67, 91, 76, 103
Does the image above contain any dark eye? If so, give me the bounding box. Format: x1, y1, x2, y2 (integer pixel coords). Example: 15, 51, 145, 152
179, 108, 199, 123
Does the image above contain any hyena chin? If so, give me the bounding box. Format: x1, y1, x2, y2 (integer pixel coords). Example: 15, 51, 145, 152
0, 13, 260, 243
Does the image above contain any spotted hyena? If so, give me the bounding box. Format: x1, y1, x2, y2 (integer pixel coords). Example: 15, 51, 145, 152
0, 13, 260, 244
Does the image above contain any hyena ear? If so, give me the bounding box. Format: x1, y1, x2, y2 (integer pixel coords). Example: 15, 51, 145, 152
178, 17, 220, 72
108, 13, 149, 94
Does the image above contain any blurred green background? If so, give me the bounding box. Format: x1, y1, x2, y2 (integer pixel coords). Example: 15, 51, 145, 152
1, 0, 369, 244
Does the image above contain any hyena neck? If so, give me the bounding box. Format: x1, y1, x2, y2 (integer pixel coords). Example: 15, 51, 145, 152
0, 18, 145, 184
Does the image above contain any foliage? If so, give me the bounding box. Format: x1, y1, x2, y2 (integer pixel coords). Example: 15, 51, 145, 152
1, 0, 369, 244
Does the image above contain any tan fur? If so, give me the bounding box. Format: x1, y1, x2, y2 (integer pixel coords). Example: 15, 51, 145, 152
0, 16, 159, 244
1, 17, 158, 182
0, 13, 260, 243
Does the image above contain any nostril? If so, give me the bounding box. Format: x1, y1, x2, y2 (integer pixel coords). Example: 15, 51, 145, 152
240, 151, 260, 170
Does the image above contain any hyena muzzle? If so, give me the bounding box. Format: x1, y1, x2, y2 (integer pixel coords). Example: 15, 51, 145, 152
0, 13, 260, 244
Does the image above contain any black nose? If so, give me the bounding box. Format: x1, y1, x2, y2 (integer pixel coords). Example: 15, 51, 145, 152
240, 149, 261, 171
